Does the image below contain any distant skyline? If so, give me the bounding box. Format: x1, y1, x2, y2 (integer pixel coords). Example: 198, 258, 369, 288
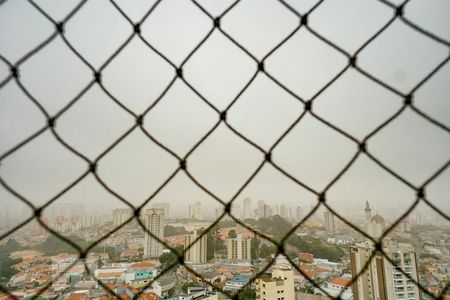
0, 0, 449, 237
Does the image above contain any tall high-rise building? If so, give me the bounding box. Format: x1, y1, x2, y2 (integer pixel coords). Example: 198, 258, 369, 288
143, 208, 165, 258
188, 202, 202, 220
365, 200, 372, 221
365, 201, 386, 238
243, 198, 251, 219
296, 206, 303, 221
231, 203, 241, 218
287, 206, 293, 220
152, 202, 170, 219
112, 208, 133, 228
272, 205, 279, 217
399, 216, 411, 233
350, 241, 420, 300
280, 204, 287, 219
227, 234, 251, 262
81, 214, 101, 229
257, 200, 265, 219
184, 229, 207, 263
215, 207, 223, 219
263, 204, 272, 218
323, 210, 335, 234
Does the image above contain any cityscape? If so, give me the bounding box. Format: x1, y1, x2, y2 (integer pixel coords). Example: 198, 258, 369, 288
0, 198, 448, 300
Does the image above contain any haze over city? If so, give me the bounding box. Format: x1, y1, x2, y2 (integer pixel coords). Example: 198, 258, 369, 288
1, 0, 449, 224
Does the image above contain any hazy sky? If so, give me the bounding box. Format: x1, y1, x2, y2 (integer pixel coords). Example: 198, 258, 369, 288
0, 0, 449, 234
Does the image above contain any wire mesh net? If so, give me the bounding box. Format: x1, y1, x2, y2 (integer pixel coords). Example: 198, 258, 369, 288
0, 0, 449, 299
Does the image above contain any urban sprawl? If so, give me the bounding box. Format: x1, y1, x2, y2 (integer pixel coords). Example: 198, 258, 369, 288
0, 199, 448, 300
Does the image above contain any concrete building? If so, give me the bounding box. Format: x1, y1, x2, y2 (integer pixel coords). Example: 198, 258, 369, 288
296, 206, 303, 222
323, 210, 335, 234
231, 203, 241, 218
287, 206, 293, 220
243, 198, 251, 219
188, 202, 202, 220
314, 276, 353, 300
272, 205, 279, 217
144, 208, 165, 258
280, 204, 287, 219
227, 234, 251, 262
263, 204, 273, 218
215, 207, 223, 219
350, 241, 420, 300
224, 275, 251, 293
258, 200, 265, 219
398, 216, 411, 233
112, 208, 133, 228
365, 201, 386, 239
184, 229, 207, 263
256, 265, 295, 300
152, 202, 170, 219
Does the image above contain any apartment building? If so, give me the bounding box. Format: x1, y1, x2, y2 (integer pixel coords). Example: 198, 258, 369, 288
350, 241, 420, 300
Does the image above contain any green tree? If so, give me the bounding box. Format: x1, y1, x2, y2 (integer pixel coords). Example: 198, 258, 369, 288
206, 231, 215, 261
164, 225, 187, 237
159, 252, 177, 269
159, 246, 184, 269
36, 235, 89, 255
238, 287, 256, 299
299, 284, 314, 294
256, 215, 292, 236
250, 237, 260, 259
259, 244, 276, 259
286, 235, 345, 262
228, 229, 237, 238
0, 239, 23, 283
181, 281, 199, 293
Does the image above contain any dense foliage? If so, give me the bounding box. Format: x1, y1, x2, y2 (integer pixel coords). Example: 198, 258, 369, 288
255, 215, 292, 237
164, 225, 188, 237
248, 215, 346, 261
286, 235, 345, 262
237, 287, 256, 299
0, 239, 22, 283
36, 235, 116, 257
159, 245, 183, 269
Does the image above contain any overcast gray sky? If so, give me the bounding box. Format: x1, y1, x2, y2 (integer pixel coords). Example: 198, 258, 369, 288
0, 0, 449, 233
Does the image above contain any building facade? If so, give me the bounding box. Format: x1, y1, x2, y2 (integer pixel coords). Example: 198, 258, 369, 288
112, 208, 133, 228
188, 202, 202, 220
365, 201, 386, 239
256, 267, 295, 300
323, 210, 335, 234
152, 202, 170, 220
243, 198, 251, 219
184, 229, 207, 263
143, 208, 165, 258
227, 234, 251, 262
350, 241, 420, 300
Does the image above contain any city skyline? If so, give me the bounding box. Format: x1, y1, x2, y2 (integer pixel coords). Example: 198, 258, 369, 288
0, 0, 449, 224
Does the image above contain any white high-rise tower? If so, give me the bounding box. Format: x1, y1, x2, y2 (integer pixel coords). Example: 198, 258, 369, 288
144, 208, 165, 258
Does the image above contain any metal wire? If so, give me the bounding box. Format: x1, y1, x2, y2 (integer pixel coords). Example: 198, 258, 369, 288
0, 0, 449, 299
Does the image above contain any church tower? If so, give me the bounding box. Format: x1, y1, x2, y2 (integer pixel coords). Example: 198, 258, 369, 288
364, 201, 372, 223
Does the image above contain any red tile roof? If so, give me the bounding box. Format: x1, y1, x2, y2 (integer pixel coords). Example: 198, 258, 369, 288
330, 277, 351, 287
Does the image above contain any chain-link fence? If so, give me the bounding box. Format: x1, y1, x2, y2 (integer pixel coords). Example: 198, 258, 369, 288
0, 0, 449, 299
